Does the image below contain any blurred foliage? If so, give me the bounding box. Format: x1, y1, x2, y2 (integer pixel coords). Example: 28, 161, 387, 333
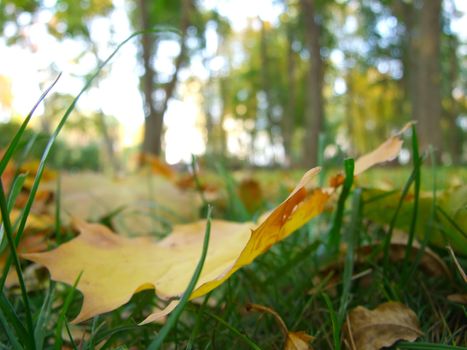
0, 0, 465, 167
0, 121, 101, 170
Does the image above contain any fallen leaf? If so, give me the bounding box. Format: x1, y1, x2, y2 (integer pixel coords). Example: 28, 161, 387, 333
345, 301, 422, 350
354, 122, 413, 176
41, 172, 200, 236
246, 303, 314, 350
24, 167, 327, 324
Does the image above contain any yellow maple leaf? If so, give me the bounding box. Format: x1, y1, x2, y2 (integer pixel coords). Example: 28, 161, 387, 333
24, 168, 328, 324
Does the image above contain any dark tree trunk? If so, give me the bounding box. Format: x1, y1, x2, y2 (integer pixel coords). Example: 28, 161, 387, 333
140, 0, 190, 158
300, 0, 324, 168
410, 0, 442, 156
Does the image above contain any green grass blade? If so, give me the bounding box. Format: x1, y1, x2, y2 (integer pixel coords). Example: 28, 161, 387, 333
0, 73, 61, 176
436, 206, 467, 239
337, 188, 362, 327
147, 205, 213, 350
0, 173, 26, 252
92, 324, 140, 349
202, 310, 261, 350
327, 158, 355, 255
322, 292, 340, 350
0, 292, 29, 346
401, 125, 421, 282
0, 180, 35, 349
190, 155, 209, 211
54, 272, 82, 350
382, 168, 416, 273
54, 173, 62, 243
63, 320, 79, 350
186, 292, 212, 350
0, 305, 23, 350
34, 282, 55, 350
215, 163, 250, 222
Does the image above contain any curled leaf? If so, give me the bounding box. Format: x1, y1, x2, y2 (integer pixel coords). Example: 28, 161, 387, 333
345, 301, 422, 350
354, 122, 412, 176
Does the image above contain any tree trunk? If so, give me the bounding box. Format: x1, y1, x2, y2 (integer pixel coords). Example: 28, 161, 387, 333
300, 0, 324, 168
411, 0, 442, 156
140, 0, 190, 158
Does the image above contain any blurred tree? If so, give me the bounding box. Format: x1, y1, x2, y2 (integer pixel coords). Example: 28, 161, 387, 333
135, 0, 223, 158
410, 0, 443, 156
300, 0, 324, 167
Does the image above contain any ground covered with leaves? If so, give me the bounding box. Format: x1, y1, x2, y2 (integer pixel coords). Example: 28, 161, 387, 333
0, 120, 466, 350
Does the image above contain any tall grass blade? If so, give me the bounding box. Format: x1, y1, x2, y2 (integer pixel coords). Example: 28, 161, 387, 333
54, 272, 82, 350
215, 163, 249, 222
0, 292, 29, 346
202, 310, 261, 350
0, 173, 26, 253
401, 125, 421, 282
0, 179, 35, 349
34, 282, 55, 350
327, 158, 354, 255
0, 73, 61, 176
147, 205, 213, 350
0, 306, 23, 350
338, 188, 362, 327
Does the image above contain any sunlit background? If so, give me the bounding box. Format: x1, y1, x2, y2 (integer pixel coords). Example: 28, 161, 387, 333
0, 0, 466, 169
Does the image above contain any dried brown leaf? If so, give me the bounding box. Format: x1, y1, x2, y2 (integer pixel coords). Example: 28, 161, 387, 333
345, 301, 422, 350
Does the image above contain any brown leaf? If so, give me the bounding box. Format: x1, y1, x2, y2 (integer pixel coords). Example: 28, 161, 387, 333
345, 301, 422, 350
